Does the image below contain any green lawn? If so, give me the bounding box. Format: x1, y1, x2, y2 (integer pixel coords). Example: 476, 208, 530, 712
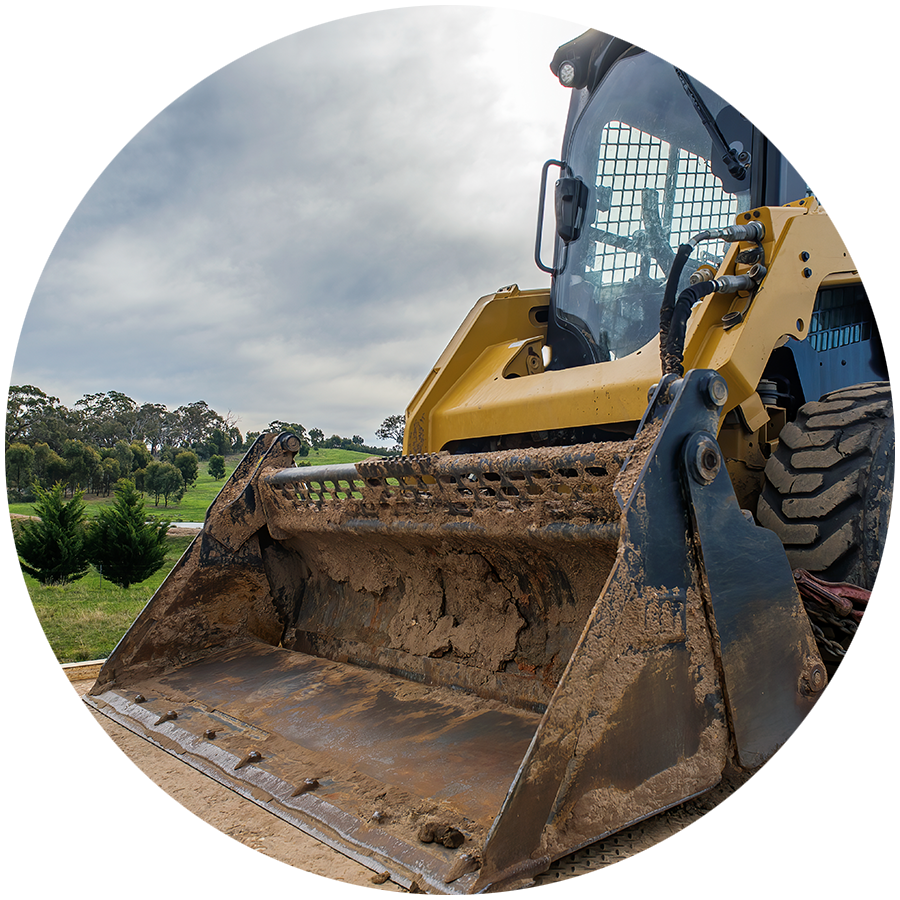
13, 446, 382, 663
8, 456, 240, 522
24, 534, 195, 663
299, 447, 379, 467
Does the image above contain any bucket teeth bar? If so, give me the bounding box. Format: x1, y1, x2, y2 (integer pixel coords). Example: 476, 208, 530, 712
85, 369, 826, 894
260, 442, 632, 531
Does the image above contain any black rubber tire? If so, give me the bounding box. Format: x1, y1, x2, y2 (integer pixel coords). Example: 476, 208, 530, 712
757, 382, 893, 590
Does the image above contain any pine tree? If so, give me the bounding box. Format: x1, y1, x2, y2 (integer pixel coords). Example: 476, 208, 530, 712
86, 480, 170, 588
14, 482, 90, 584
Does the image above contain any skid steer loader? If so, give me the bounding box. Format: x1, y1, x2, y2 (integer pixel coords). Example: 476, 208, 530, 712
84, 29, 891, 893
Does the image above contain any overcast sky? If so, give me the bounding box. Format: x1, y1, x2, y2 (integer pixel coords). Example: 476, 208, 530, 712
6, 5, 894, 443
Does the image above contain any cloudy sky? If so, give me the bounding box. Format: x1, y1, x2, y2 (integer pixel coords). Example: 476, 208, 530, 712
6, 5, 893, 442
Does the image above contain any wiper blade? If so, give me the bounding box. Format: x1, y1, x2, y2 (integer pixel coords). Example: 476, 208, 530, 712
674, 68, 747, 181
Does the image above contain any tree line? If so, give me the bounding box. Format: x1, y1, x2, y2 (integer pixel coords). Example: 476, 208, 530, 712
6, 385, 403, 505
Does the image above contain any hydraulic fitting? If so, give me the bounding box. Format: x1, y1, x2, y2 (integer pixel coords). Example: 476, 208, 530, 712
712, 263, 766, 293
706, 221, 765, 243
689, 265, 717, 285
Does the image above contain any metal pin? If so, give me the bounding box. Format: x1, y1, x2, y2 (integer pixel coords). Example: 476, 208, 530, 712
234, 750, 263, 770
154, 710, 178, 725
291, 777, 319, 797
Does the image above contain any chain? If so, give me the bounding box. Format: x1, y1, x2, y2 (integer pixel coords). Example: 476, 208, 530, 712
794, 569, 895, 671
781, 822, 894, 894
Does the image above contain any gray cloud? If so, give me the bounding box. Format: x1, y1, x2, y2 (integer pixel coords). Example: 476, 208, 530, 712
7, 7, 596, 437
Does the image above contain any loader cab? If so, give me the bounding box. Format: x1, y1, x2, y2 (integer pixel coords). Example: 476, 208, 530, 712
542, 33, 806, 372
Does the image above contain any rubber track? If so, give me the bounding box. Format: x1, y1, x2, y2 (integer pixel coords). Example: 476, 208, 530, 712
756, 382, 893, 589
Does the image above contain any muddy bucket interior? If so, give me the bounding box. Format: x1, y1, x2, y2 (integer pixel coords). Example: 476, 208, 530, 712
86, 376, 825, 893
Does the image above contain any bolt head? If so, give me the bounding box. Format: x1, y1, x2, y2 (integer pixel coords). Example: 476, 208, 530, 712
807, 663, 827, 693
690, 436, 721, 484
708, 378, 728, 406
705, 375, 728, 408
799, 660, 828, 696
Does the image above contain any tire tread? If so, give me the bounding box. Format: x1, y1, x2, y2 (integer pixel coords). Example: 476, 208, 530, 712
757, 382, 893, 588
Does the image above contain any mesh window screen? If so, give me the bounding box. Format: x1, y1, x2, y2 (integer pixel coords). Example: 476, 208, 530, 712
807, 27, 894, 206
590, 121, 741, 283
548, 18, 753, 368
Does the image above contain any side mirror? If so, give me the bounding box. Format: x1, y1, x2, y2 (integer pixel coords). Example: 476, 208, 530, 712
535, 160, 590, 275
554, 175, 590, 244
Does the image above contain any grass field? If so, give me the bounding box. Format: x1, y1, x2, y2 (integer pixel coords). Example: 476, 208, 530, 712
24, 534, 195, 663
12, 446, 382, 663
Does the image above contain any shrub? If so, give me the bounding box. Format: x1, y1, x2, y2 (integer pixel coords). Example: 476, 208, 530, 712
14, 482, 90, 584
85, 480, 169, 588
4, 516, 19, 556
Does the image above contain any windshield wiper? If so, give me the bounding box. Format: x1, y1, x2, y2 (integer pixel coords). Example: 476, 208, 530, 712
674, 68, 747, 181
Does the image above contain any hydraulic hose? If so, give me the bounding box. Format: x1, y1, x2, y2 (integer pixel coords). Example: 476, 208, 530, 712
663, 268, 763, 376
659, 236, 708, 370
658, 221, 765, 374
662, 281, 719, 377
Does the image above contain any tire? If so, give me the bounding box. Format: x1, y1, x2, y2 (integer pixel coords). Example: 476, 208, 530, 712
757, 382, 893, 590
